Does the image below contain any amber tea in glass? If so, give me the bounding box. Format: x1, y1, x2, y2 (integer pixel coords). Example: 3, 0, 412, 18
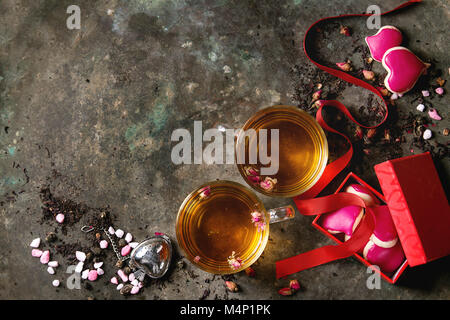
176, 181, 294, 274
236, 105, 328, 197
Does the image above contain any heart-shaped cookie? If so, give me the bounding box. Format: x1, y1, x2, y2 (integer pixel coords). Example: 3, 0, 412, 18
382, 46, 428, 94
365, 26, 403, 62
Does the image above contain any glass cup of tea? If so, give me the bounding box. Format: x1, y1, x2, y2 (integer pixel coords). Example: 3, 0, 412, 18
234, 105, 328, 197
176, 180, 294, 274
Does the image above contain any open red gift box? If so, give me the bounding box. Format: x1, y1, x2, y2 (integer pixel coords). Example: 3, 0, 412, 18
312, 152, 450, 284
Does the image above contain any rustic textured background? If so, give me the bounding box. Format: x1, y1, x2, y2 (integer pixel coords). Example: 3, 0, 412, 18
0, 0, 448, 299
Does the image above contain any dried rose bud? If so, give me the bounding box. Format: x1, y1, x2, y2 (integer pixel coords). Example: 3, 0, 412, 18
354, 126, 363, 140
199, 186, 211, 199
363, 149, 370, 155
95, 233, 101, 240
245, 267, 256, 277
436, 77, 446, 87
362, 70, 375, 81
339, 25, 351, 36
225, 281, 239, 292
312, 89, 322, 101
383, 129, 391, 142
244, 166, 259, 176
289, 279, 301, 291
251, 211, 263, 223
260, 177, 277, 191
377, 87, 389, 96
316, 83, 323, 89
247, 175, 261, 184
443, 128, 449, 136
336, 62, 352, 72
366, 128, 377, 139
366, 57, 373, 64
278, 287, 294, 296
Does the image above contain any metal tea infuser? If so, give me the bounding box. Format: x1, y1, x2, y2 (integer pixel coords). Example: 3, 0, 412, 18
81, 225, 172, 281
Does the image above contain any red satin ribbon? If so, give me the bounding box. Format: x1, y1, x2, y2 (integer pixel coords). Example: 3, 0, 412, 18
276, 0, 421, 279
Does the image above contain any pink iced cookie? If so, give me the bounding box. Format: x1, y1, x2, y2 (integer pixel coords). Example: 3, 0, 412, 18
365, 26, 403, 62
363, 241, 405, 274
321, 205, 364, 237
370, 205, 398, 248
345, 184, 379, 207
382, 46, 428, 94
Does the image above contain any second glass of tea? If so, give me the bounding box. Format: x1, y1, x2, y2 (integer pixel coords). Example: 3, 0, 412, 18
235, 105, 328, 197
176, 181, 294, 274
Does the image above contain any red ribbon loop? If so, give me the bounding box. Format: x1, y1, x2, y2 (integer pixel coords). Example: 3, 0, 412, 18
276, 0, 421, 279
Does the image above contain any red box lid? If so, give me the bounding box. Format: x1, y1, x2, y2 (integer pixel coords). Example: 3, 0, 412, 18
374, 152, 450, 267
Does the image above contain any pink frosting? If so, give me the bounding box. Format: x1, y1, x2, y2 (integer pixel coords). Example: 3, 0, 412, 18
372, 205, 397, 242
365, 26, 402, 62
382, 47, 427, 94
321, 205, 363, 236
365, 242, 405, 274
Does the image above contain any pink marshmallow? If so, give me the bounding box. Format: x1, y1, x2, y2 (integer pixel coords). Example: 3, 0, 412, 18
88, 270, 98, 281
40, 250, 50, 264
345, 184, 379, 207
32, 249, 43, 257
321, 205, 364, 236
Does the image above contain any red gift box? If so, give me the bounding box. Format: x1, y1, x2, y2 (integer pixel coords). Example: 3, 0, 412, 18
312, 152, 450, 283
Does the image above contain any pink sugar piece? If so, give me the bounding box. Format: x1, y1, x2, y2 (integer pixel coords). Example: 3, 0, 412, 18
30, 238, 41, 248
32, 249, 43, 258
125, 233, 133, 243
435, 87, 444, 95
321, 205, 364, 236
75, 251, 86, 262
428, 109, 442, 121
117, 269, 128, 282
129, 273, 136, 282
55, 213, 65, 224
48, 261, 59, 268
110, 277, 119, 285
131, 286, 140, 295
99, 240, 108, 249
422, 90, 430, 97
97, 268, 104, 276
40, 250, 50, 264
88, 270, 98, 281
121, 245, 131, 256
116, 283, 124, 290
365, 26, 403, 62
